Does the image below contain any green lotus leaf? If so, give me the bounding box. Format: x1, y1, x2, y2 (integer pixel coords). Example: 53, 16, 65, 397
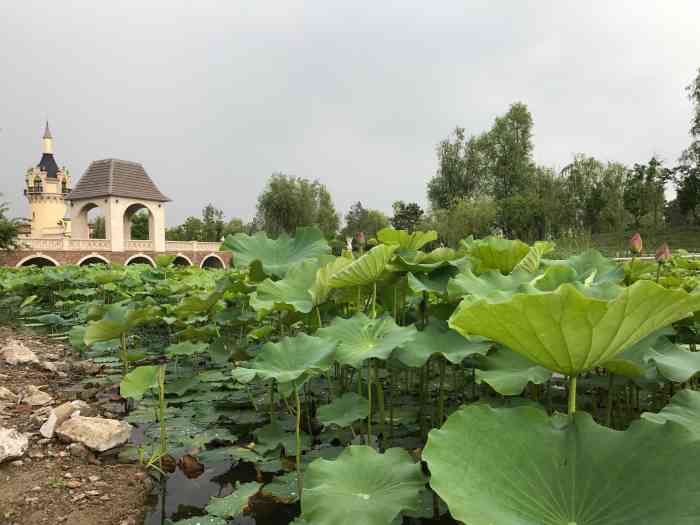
317, 313, 417, 367
462, 236, 530, 274
310, 256, 353, 305
513, 241, 555, 273
393, 320, 490, 367
301, 446, 426, 525
328, 244, 398, 288
447, 267, 537, 302
544, 249, 625, 285
205, 481, 262, 518
84, 303, 155, 344
377, 228, 437, 252
222, 226, 330, 278
254, 421, 312, 454
166, 375, 201, 396
449, 280, 700, 376
645, 339, 700, 383
423, 403, 700, 525
317, 392, 370, 427
406, 267, 456, 295
642, 389, 700, 439
262, 471, 300, 503
120, 365, 159, 400
393, 247, 458, 273
474, 346, 552, 395
250, 259, 321, 314
166, 341, 210, 357
231, 333, 336, 386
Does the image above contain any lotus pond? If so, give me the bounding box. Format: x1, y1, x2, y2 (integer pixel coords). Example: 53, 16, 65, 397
2, 228, 700, 525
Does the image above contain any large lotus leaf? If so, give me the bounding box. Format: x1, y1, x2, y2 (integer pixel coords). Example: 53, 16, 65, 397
84, 303, 155, 344
449, 280, 700, 376
310, 256, 353, 305
544, 249, 625, 285
328, 244, 398, 288
513, 241, 555, 273
423, 403, 700, 525
254, 421, 312, 454
222, 226, 330, 278
393, 320, 490, 367
462, 236, 530, 274
205, 481, 261, 518
166, 341, 210, 357
317, 313, 417, 367
393, 247, 458, 274
231, 334, 336, 386
642, 389, 700, 439
377, 228, 437, 252
120, 365, 159, 400
406, 267, 457, 295
301, 446, 425, 525
474, 347, 552, 395
250, 259, 320, 314
447, 267, 537, 302
317, 392, 370, 427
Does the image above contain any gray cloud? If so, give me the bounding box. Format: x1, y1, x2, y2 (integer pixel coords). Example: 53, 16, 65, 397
2, 0, 699, 225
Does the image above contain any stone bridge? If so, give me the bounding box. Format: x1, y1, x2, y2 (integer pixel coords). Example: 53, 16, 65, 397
0, 238, 231, 269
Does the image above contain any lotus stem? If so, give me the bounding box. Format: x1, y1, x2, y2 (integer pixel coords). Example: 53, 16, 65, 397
568, 375, 577, 416
120, 332, 129, 377
437, 357, 446, 425
389, 368, 395, 446
606, 374, 614, 427
269, 382, 276, 420
157, 365, 168, 462
367, 361, 373, 447
294, 381, 303, 497
315, 306, 322, 329
371, 282, 378, 319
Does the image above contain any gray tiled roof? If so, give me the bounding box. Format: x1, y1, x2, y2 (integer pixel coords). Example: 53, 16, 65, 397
66, 159, 170, 202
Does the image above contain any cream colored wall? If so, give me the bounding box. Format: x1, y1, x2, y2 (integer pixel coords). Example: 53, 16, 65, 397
29, 197, 67, 237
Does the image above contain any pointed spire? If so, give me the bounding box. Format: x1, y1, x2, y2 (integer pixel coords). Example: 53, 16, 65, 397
43, 120, 52, 140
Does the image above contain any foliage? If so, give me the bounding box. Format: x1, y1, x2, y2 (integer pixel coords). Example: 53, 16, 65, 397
389, 201, 424, 232
340, 202, 390, 241
0, 196, 19, 251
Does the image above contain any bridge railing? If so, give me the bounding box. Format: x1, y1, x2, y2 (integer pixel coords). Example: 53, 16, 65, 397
165, 241, 222, 252
68, 239, 112, 251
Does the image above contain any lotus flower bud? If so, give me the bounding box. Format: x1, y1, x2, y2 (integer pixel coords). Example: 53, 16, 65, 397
355, 231, 365, 245
629, 232, 643, 255
655, 242, 671, 263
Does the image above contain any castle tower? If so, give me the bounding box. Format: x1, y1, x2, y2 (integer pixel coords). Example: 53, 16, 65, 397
24, 122, 71, 238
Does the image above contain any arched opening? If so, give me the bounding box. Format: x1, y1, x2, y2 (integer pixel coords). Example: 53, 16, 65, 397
201, 254, 225, 269
173, 255, 192, 267
123, 204, 154, 241
73, 202, 106, 240
78, 255, 110, 266
125, 254, 155, 267
17, 256, 58, 268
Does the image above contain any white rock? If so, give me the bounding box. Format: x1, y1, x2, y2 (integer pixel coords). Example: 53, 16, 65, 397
0, 386, 17, 402
0, 428, 29, 463
1, 340, 39, 365
56, 416, 132, 452
21, 385, 53, 406
40, 400, 94, 439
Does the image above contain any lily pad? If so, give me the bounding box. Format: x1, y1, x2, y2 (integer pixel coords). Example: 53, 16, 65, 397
463, 236, 530, 274
120, 365, 159, 400
449, 280, 700, 376
423, 403, 700, 525
474, 347, 552, 395
301, 446, 426, 525
642, 389, 700, 439
250, 259, 321, 314
317, 392, 370, 427
205, 481, 261, 518
317, 313, 417, 367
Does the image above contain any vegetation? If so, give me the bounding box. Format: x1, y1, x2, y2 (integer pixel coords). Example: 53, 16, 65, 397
0, 195, 19, 251
3, 227, 700, 524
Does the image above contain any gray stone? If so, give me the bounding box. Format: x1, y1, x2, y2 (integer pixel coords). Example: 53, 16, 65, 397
0, 428, 29, 463
22, 385, 53, 406
56, 416, 132, 452
0, 386, 17, 402
40, 400, 94, 439
1, 340, 39, 365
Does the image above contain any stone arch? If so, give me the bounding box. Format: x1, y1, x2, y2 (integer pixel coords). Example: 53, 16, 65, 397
125, 253, 156, 267
123, 202, 156, 241
77, 254, 110, 266
173, 254, 193, 267
16, 254, 60, 268
73, 201, 107, 239
200, 254, 225, 269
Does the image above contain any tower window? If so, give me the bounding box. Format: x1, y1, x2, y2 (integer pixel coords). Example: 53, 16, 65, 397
32, 177, 43, 193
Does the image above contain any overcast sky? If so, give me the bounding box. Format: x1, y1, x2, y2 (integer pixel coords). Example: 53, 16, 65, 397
1, 1, 699, 226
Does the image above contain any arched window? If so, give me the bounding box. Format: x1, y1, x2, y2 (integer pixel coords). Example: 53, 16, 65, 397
32, 177, 43, 193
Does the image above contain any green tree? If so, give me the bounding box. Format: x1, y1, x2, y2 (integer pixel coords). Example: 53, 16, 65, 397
390, 201, 424, 232
255, 174, 339, 238
422, 196, 498, 247
340, 202, 390, 240
675, 67, 700, 224
223, 218, 247, 237
0, 196, 19, 251
202, 204, 225, 242
130, 210, 150, 240
90, 216, 106, 239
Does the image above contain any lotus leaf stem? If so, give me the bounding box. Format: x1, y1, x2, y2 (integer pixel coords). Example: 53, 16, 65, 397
367, 360, 373, 446
568, 375, 577, 416
606, 374, 615, 427
293, 381, 303, 497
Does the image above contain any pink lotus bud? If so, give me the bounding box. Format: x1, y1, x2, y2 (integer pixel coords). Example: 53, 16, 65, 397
629, 233, 643, 255
655, 242, 671, 263
355, 231, 365, 244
